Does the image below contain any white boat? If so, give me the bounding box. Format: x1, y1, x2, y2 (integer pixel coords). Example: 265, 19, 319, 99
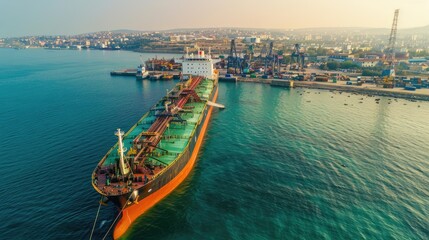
136, 64, 149, 79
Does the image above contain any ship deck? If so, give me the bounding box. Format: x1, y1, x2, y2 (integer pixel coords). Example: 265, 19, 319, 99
94, 78, 214, 195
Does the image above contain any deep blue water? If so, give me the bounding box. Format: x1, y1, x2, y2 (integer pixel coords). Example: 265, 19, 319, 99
0, 48, 428, 240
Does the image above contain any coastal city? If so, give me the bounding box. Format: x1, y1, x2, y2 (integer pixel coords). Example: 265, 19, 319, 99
2, 26, 429, 71
1, 1, 428, 240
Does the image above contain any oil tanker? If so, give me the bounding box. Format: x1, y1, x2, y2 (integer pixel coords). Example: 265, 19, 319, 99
92, 50, 219, 239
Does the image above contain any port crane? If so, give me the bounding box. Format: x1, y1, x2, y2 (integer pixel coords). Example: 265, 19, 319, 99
227, 39, 242, 74
241, 44, 254, 74
273, 50, 284, 78
260, 44, 267, 58
244, 44, 254, 62
381, 9, 399, 88
264, 41, 274, 75
291, 43, 305, 71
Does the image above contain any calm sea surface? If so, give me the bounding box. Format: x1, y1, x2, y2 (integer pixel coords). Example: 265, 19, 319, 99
0, 48, 428, 240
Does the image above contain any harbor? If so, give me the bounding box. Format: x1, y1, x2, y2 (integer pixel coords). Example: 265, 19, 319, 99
110, 69, 181, 80
4, 0, 429, 238
110, 65, 429, 101
238, 76, 429, 101
1, 47, 429, 240
110, 68, 137, 76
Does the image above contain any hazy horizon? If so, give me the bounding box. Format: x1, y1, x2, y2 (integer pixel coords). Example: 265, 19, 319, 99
1, 0, 428, 37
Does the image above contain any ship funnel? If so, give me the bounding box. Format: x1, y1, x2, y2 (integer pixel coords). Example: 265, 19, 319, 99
115, 128, 130, 175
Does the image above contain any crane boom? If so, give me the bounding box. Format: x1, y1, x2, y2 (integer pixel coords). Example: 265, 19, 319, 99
382, 9, 400, 88
387, 9, 399, 66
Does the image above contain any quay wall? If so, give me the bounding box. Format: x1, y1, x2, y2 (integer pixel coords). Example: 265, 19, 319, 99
237, 77, 429, 101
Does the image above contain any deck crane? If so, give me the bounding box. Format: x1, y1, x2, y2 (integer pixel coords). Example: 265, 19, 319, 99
382, 9, 399, 88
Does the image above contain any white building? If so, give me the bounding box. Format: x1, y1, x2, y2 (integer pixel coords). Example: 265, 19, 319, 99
244, 37, 261, 43
169, 35, 181, 42
355, 59, 380, 68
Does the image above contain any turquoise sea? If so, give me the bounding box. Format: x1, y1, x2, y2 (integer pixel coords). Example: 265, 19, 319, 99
0, 48, 428, 240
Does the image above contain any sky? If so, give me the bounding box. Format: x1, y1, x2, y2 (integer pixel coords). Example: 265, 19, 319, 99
0, 0, 428, 37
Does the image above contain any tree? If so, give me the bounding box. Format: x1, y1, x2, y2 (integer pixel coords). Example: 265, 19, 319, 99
340, 61, 358, 69
319, 63, 327, 70
316, 47, 328, 56
327, 61, 339, 70
362, 69, 380, 76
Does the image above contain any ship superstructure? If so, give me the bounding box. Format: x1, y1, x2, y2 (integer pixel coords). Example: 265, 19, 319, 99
176, 48, 219, 79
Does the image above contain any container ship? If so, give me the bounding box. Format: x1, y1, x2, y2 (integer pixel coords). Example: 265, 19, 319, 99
92, 50, 218, 239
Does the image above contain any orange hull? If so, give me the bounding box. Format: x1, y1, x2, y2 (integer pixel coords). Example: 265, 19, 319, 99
113, 87, 219, 239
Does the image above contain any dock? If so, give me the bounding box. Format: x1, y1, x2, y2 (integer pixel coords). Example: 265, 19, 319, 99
271, 79, 294, 88
110, 68, 181, 80
110, 69, 137, 76
149, 73, 163, 80
219, 76, 237, 82
235, 77, 429, 101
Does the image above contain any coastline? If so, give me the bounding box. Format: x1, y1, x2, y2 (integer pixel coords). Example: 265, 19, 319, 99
2, 47, 428, 101
238, 77, 429, 101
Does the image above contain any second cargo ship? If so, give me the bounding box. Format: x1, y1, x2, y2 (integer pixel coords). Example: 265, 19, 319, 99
92, 50, 218, 239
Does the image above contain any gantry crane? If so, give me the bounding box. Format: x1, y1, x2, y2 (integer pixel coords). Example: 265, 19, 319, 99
227, 39, 240, 74
382, 9, 399, 88
291, 43, 305, 71
264, 41, 274, 75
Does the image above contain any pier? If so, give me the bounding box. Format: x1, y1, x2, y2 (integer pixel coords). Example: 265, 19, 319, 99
110, 69, 181, 80
235, 76, 429, 101
110, 69, 137, 76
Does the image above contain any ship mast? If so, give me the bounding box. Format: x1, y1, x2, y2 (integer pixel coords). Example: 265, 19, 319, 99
115, 128, 130, 175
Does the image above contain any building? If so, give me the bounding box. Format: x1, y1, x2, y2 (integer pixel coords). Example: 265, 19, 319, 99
169, 35, 181, 42
409, 58, 428, 64
354, 59, 380, 68
409, 64, 428, 72
304, 34, 312, 41
328, 53, 355, 62
316, 56, 329, 62
244, 37, 261, 43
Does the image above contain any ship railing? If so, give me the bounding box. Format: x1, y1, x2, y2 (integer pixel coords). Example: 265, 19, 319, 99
161, 134, 189, 140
